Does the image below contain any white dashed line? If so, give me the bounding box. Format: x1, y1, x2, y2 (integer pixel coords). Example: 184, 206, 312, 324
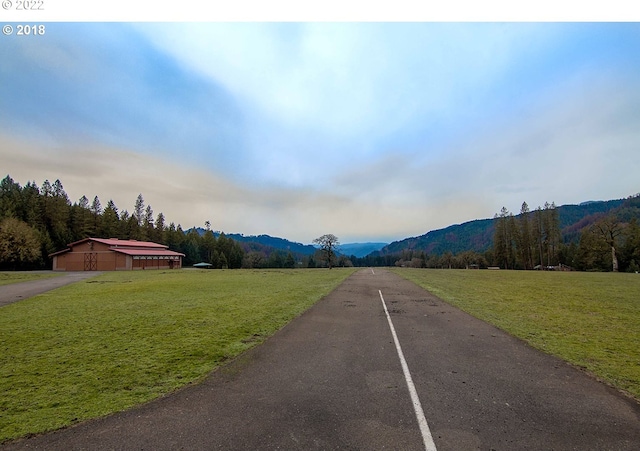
379, 289, 438, 451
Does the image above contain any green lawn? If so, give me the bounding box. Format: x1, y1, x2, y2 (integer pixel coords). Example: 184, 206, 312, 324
0, 268, 356, 443
392, 268, 640, 401
0, 272, 62, 286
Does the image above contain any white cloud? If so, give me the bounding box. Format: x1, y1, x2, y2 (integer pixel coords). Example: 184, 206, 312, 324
4, 23, 640, 244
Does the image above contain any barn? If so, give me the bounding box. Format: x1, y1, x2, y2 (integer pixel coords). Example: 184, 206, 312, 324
50, 238, 185, 271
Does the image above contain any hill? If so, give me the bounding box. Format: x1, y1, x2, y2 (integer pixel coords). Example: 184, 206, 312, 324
373, 198, 629, 258
191, 228, 317, 257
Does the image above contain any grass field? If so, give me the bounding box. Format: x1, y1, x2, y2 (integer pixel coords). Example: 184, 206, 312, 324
0, 268, 356, 443
392, 268, 640, 401
0, 272, 62, 286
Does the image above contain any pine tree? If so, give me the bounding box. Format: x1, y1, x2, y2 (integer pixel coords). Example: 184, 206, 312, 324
101, 200, 120, 238
518, 202, 534, 269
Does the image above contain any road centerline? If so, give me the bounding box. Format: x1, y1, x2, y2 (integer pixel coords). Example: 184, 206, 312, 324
378, 289, 438, 451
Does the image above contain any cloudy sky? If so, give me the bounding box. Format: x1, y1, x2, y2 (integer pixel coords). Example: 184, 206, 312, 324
2, 12, 640, 243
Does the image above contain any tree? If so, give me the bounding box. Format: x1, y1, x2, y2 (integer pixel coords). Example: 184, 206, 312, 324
518, 202, 534, 269
543, 202, 561, 266
621, 218, 640, 272
284, 251, 296, 268
71, 195, 93, 239
133, 194, 145, 226
0, 175, 23, 220
313, 234, 340, 269
493, 207, 511, 269
591, 215, 623, 272
0, 218, 42, 269
90, 196, 103, 237
154, 212, 166, 243
101, 200, 120, 238
141, 204, 154, 241
201, 229, 217, 263
243, 251, 265, 269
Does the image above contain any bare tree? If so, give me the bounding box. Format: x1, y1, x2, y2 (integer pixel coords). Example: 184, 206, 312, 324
313, 234, 340, 269
592, 215, 623, 272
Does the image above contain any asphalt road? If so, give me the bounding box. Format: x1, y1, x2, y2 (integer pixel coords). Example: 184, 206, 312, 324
0, 272, 103, 307
3, 269, 639, 450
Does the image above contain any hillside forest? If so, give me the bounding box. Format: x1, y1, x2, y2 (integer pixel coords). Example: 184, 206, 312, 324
1, 175, 639, 272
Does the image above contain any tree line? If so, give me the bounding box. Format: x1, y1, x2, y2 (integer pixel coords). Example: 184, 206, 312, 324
2, 174, 638, 272
347, 196, 639, 272
0, 175, 351, 271
491, 198, 640, 272
0, 175, 245, 270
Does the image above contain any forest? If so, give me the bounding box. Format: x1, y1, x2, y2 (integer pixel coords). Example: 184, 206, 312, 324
1, 174, 639, 271
0, 175, 246, 270
356, 197, 640, 272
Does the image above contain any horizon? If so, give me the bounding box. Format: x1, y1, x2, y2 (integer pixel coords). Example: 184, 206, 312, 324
2, 7, 640, 244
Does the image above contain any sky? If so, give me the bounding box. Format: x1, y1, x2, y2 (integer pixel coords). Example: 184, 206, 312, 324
2, 6, 640, 244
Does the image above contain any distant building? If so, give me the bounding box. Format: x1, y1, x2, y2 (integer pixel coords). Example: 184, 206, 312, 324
50, 238, 184, 271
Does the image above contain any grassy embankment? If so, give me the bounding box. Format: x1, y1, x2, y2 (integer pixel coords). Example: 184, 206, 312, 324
0, 272, 62, 287
392, 268, 640, 401
0, 268, 356, 443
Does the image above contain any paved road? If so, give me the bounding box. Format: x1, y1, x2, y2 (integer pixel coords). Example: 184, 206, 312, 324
3, 269, 639, 450
0, 272, 103, 307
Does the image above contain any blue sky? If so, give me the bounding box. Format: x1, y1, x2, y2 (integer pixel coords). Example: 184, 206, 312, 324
2, 21, 640, 243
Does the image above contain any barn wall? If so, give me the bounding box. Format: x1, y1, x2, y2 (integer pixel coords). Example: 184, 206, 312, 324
52, 239, 183, 271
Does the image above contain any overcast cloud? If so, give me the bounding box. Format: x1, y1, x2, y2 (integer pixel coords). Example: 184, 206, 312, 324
2, 22, 639, 243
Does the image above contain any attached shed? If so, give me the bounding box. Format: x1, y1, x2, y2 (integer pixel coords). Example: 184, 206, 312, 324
50, 238, 185, 271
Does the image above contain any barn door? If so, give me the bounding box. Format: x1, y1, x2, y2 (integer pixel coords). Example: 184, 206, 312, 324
84, 253, 97, 271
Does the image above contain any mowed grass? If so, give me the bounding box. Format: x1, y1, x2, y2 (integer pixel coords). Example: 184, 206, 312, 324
0, 272, 62, 286
0, 268, 356, 442
392, 268, 640, 400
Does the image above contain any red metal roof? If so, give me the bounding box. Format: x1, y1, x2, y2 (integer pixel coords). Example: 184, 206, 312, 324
67, 237, 168, 249
50, 238, 181, 258
112, 248, 185, 257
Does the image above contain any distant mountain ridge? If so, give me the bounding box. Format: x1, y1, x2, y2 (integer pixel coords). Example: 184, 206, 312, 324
337, 242, 388, 258
191, 229, 387, 258
192, 229, 318, 256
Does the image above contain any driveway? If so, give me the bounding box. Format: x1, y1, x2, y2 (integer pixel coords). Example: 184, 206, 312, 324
0, 272, 103, 307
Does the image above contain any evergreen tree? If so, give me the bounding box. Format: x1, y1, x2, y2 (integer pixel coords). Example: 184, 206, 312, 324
518, 202, 534, 269
493, 207, 510, 269
22, 181, 43, 230
130, 194, 145, 239
621, 218, 640, 272
133, 194, 145, 226
202, 229, 217, 263
88, 195, 102, 237
101, 200, 120, 238
119, 210, 131, 239
70, 196, 93, 239
141, 204, 154, 241
154, 212, 166, 244
0, 175, 23, 220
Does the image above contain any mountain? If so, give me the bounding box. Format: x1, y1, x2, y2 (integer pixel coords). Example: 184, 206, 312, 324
375, 218, 496, 256
338, 242, 388, 258
192, 228, 317, 256
229, 234, 317, 256
373, 198, 630, 257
